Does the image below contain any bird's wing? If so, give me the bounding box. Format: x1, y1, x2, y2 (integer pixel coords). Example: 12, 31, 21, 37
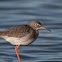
5, 24, 34, 38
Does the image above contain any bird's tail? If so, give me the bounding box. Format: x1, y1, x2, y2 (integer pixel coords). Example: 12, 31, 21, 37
0, 31, 4, 36
0, 31, 7, 36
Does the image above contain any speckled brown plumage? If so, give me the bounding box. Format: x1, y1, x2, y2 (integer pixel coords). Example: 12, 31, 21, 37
5, 24, 38, 38
0, 22, 39, 40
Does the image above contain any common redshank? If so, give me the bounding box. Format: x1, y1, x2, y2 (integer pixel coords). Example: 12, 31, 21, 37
0, 21, 50, 62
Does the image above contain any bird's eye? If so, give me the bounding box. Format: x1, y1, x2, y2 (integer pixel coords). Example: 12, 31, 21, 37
35, 24, 41, 27
35, 24, 40, 27
35, 24, 39, 26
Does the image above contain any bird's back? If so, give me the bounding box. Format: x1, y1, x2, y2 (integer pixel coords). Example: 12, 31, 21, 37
0, 24, 38, 38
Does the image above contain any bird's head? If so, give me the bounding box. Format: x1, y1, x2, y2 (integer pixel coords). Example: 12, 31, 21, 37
29, 21, 50, 31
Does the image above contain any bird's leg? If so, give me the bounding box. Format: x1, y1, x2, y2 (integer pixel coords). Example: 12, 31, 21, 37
15, 45, 21, 62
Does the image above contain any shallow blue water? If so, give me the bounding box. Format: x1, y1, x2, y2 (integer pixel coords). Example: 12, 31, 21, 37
0, 0, 62, 62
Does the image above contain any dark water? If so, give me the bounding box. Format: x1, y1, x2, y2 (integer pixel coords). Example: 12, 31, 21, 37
0, 0, 62, 62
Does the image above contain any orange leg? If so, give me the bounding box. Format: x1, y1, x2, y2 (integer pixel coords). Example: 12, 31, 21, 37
15, 45, 21, 62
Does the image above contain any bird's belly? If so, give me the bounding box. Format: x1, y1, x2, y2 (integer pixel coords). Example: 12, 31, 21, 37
2, 36, 35, 45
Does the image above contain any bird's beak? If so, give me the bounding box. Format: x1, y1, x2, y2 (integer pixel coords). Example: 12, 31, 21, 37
40, 26, 50, 32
